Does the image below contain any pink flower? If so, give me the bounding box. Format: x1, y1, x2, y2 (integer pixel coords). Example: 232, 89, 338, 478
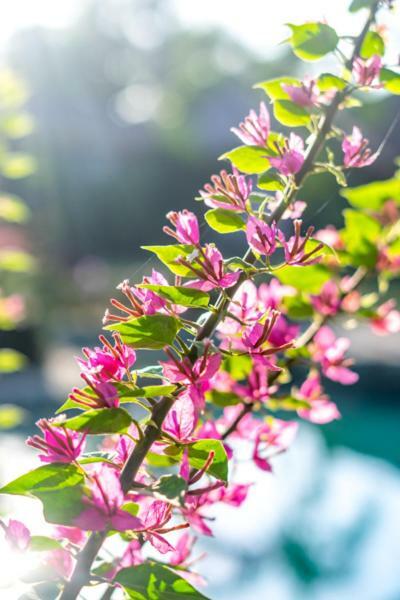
74, 465, 143, 532
200, 168, 252, 212
181, 496, 213, 536
352, 54, 382, 86
119, 540, 143, 568
234, 360, 273, 404
371, 300, 400, 335
105, 270, 188, 324
2, 519, 31, 551
69, 380, 120, 409
270, 133, 305, 176
253, 419, 298, 471
141, 500, 175, 554
258, 278, 296, 310
315, 225, 344, 250
231, 102, 270, 147
278, 219, 324, 266
207, 483, 251, 507
77, 336, 136, 384
377, 248, 400, 274
163, 392, 198, 442
312, 326, 359, 385
184, 244, 241, 291
281, 78, 319, 107
242, 311, 295, 361
54, 526, 86, 546
342, 126, 377, 168
163, 210, 200, 245
169, 532, 196, 566
26, 418, 86, 464
219, 405, 265, 441
310, 281, 341, 316
44, 548, 74, 580
162, 347, 221, 411
246, 216, 278, 256
296, 372, 340, 424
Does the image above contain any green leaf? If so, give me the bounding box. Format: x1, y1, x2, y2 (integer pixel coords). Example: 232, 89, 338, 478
275, 264, 331, 293
0, 194, 30, 222
0, 249, 36, 272
258, 171, 285, 191
207, 389, 242, 407
283, 295, 313, 319
0, 113, 34, 138
220, 146, 268, 174
127, 384, 177, 399
38, 487, 86, 525
380, 68, 400, 94
287, 22, 339, 61
273, 100, 311, 127
137, 284, 209, 308
360, 31, 385, 59
152, 474, 187, 505
317, 73, 348, 92
0, 464, 86, 526
0, 404, 26, 428
340, 177, 400, 210
254, 77, 300, 100
0, 463, 83, 496
146, 451, 181, 468
222, 354, 252, 380
205, 208, 245, 233
30, 536, 63, 552
341, 209, 380, 267
105, 314, 180, 350
0, 349, 27, 373
115, 563, 211, 600
268, 396, 311, 411
142, 245, 196, 277
188, 439, 228, 482
60, 407, 133, 434
349, 0, 375, 12
137, 365, 164, 379
0, 153, 36, 178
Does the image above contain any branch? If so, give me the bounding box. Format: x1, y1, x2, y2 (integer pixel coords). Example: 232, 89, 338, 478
58, 4, 381, 597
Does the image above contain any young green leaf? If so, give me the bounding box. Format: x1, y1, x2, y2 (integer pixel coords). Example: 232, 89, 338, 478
59, 407, 133, 435
380, 68, 400, 95
115, 563, 211, 600
207, 389, 242, 407
205, 208, 245, 233
105, 314, 180, 350
349, 0, 375, 12
30, 536, 63, 552
341, 209, 380, 267
254, 76, 300, 100
137, 284, 209, 308
317, 73, 348, 92
142, 244, 196, 277
275, 264, 331, 293
152, 474, 187, 505
340, 177, 400, 210
188, 439, 228, 482
0, 463, 84, 496
220, 146, 268, 174
360, 30, 385, 58
258, 171, 285, 191
286, 22, 339, 61
273, 100, 311, 127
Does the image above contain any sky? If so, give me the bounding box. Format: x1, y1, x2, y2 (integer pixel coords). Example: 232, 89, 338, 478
1, 0, 399, 60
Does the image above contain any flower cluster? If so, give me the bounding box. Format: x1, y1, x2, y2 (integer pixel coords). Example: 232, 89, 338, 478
2, 4, 400, 600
